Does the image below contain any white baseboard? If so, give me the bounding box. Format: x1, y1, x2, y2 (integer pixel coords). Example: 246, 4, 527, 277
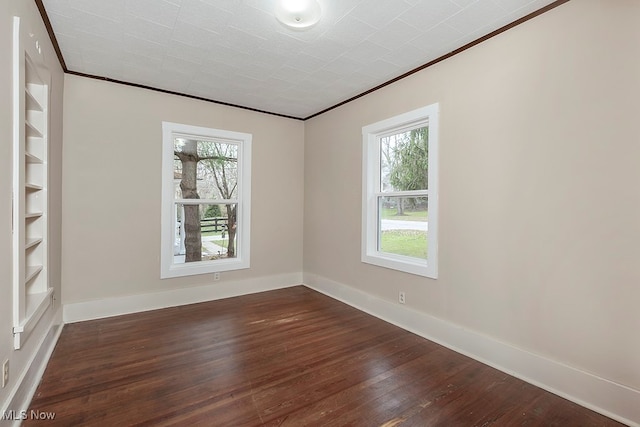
303, 273, 639, 427
63, 272, 303, 323
0, 319, 63, 427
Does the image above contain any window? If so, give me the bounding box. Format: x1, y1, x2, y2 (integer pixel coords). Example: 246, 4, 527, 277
161, 122, 251, 278
361, 104, 439, 278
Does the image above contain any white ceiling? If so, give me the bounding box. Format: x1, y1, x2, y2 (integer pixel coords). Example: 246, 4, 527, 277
41, 0, 558, 119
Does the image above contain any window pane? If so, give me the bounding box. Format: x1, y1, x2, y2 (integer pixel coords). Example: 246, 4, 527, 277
174, 203, 238, 264
378, 196, 428, 260
380, 126, 428, 192
174, 139, 238, 200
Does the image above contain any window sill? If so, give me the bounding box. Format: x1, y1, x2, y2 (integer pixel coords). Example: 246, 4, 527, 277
161, 257, 250, 279
362, 252, 437, 279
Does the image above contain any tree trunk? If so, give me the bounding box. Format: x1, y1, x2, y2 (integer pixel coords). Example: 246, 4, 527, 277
226, 204, 237, 258
180, 141, 202, 262
396, 197, 405, 216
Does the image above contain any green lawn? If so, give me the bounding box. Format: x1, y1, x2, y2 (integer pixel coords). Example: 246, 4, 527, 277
202, 229, 223, 237
380, 230, 427, 259
381, 208, 428, 222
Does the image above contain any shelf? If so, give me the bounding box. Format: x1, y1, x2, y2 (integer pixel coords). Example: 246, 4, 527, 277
25, 88, 44, 111
25, 212, 43, 219
26, 152, 43, 163
26, 120, 43, 138
26, 183, 43, 191
26, 237, 43, 249
25, 265, 43, 283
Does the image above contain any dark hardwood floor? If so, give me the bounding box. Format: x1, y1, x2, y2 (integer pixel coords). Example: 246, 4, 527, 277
25, 286, 624, 426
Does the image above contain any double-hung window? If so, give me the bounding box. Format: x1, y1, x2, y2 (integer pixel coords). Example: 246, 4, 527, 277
362, 104, 439, 278
161, 122, 251, 278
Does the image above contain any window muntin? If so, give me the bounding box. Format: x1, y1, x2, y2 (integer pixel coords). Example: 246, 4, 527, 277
161, 122, 251, 278
362, 104, 439, 278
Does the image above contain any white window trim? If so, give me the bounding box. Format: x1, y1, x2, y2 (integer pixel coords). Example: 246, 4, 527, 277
161, 121, 252, 279
361, 104, 439, 279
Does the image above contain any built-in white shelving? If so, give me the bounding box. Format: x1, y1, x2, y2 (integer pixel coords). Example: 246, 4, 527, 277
12, 16, 53, 350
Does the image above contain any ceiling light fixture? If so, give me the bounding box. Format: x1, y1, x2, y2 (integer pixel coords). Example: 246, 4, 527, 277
275, 0, 322, 30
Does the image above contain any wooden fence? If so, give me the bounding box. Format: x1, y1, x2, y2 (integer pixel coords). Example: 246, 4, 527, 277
200, 217, 228, 233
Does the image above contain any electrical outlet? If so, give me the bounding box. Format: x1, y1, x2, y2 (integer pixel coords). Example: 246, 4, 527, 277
399, 292, 406, 304
2, 360, 8, 388
213, 272, 220, 281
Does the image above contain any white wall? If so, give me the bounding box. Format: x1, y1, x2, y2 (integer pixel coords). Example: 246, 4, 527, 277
61, 75, 305, 313
0, 0, 64, 418
304, 0, 639, 423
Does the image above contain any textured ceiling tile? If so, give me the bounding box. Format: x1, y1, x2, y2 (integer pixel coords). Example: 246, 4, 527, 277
336, 70, 380, 90
121, 51, 163, 73
366, 19, 423, 51
345, 39, 391, 64
197, 62, 237, 82
165, 40, 207, 64
504, 0, 555, 17
348, 1, 412, 29
444, 0, 507, 34
123, 16, 173, 45
231, 0, 269, 14
150, 71, 194, 93
190, 71, 239, 94
323, 0, 364, 23
321, 55, 365, 75
263, 32, 307, 56
450, 0, 478, 7
250, 49, 288, 69
228, 6, 279, 39
46, 11, 80, 40
365, 59, 406, 81
408, 23, 464, 54
301, 37, 347, 63
73, 11, 125, 42
74, 30, 124, 54
398, 0, 461, 31
320, 15, 377, 47
381, 42, 428, 68
235, 65, 278, 82
70, 0, 125, 22
307, 67, 342, 88
62, 51, 84, 69
43, 0, 74, 16
48, 32, 79, 53
295, 75, 330, 93
122, 34, 166, 61
162, 55, 201, 77
493, 0, 538, 13
214, 26, 268, 54
170, 19, 219, 48
266, 65, 305, 83
177, 0, 234, 32
199, 0, 243, 13
274, 24, 324, 44
126, 0, 180, 27
284, 52, 327, 74
82, 52, 124, 76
